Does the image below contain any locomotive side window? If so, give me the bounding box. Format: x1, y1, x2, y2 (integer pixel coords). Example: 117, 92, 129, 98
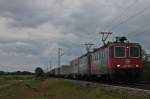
130, 46, 139, 57
115, 46, 125, 57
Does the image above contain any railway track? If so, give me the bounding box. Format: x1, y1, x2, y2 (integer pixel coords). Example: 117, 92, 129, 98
55, 76, 150, 91
127, 82, 150, 90
78, 79, 150, 91
109, 81, 150, 90
107, 82, 150, 91
56, 77, 150, 97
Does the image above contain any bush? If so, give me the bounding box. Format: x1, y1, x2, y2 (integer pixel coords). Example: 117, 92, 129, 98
35, 67, 44, 79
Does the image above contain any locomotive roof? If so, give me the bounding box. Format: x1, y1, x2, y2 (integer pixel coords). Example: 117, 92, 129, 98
92, 41, 141, 53
70, 41, 141, 62
78, 52, 89, 59
70, 52, 89, 63
108, 42, 140, 46
51, 65, 70, 71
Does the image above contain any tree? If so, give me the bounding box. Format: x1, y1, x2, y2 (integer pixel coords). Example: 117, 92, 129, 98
142, 50, 150, 81
142, 50, 150, 63
35, 67, 44, 78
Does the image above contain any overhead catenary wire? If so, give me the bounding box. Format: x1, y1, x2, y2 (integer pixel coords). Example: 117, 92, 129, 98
109, 5, 150, 31
104, 0, 139, 31
129, 28, 150, 40
130, 23, 150, 34
96, 0, 150, 47
128, 23, 150, 37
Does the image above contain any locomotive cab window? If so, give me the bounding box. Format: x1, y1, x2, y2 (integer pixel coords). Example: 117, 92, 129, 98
115, 46, 125, 58
130, 46, 140, 57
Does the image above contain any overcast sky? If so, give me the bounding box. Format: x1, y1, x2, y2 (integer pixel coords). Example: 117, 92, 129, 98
0, 0, 150, 72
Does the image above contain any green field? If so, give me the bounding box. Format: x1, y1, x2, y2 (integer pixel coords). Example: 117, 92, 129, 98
0, 76, 146, 99
0, 75, 33, 85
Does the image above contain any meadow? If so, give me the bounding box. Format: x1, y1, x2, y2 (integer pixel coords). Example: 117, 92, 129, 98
0, 76, 146, 99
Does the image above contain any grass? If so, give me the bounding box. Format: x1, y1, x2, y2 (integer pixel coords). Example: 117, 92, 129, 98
0, 77, 147, 99
0, 75, 34, 80
0, 75, 34, 86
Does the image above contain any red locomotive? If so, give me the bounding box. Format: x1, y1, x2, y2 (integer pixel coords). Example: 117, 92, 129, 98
69, 36, 143, 81
50, 36, 143, 82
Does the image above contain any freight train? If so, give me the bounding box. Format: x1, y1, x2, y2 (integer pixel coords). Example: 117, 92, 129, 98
50, 37, 143, 82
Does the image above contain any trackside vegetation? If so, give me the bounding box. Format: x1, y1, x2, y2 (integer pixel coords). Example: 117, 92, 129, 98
141, 50, 150, 81
0, 77, 147, 99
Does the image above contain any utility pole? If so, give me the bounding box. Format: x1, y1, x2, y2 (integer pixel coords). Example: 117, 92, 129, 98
49, 60, 51, 71
83, 43, 94, 53
83, 43, 94, 75
46, 65, 49, 73
58, 48, 65, 75
58, 48, 61, 68
99, 32, 112, 45
58, 48, 61, 75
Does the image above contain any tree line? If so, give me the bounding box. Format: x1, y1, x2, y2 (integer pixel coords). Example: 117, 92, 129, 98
0, 71, 34, 75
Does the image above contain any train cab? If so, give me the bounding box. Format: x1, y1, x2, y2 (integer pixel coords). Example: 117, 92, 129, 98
109, 43, 143, 69
107, 37, 143, 81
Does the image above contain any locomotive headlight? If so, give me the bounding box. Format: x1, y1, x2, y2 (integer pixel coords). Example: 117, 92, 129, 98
117, 64, 120, 67
136, 65, 139, 67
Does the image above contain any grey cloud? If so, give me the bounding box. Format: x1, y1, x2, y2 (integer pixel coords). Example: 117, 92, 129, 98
0, 0, 150, 71
0, 0, 51, 28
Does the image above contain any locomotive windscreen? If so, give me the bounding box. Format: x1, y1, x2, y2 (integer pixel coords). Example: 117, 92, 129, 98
114, 46, 125, 57
130, 46, 140, 57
